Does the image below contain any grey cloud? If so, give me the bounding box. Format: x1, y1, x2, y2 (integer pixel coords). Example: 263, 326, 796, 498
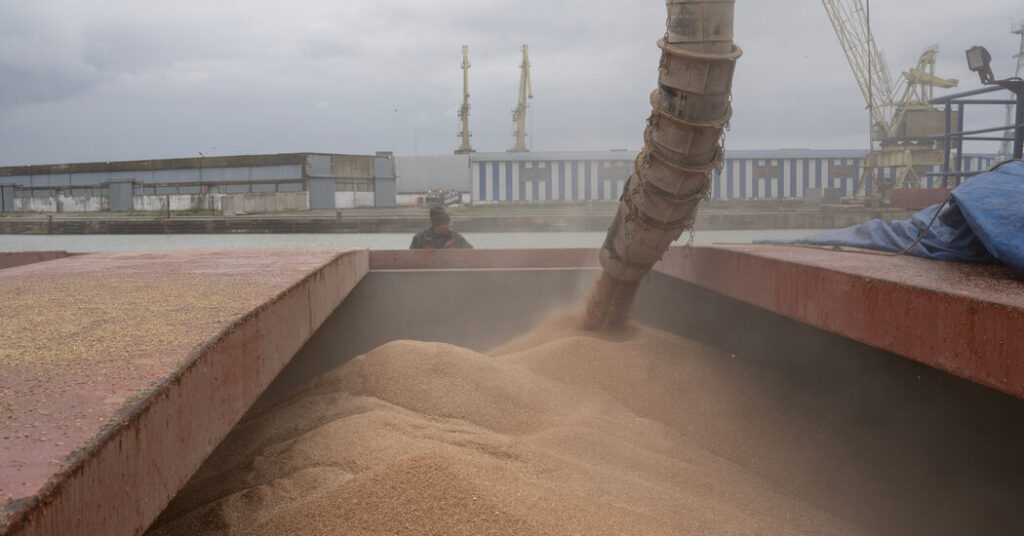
81, 24, 178, 73
0, 4, 97, 108
0, 2, 254, 110
300, 37, 358, 59
0, 61, 98, 110
1, 0, 1020, 166
79, 17, 250, 73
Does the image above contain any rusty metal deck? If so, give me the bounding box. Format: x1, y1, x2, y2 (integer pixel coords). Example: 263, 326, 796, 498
655, 244, 1024, 399
369, 248, 601, 270
368, 245, 1023, 398
0, 252, 73, 270
0, 249, 367, 536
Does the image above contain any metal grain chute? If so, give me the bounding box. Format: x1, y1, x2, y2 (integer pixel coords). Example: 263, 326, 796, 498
583, 0, 741, 330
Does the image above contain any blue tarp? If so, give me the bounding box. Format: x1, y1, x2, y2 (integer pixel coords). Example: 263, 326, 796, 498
758, 160, 1024, 271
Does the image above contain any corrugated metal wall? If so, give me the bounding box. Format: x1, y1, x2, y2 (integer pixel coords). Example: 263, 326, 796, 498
471, 150, 996, 202
395, 155, 470, 193
0, 165, 304, 196
714, 155, 994, 200
0, 153, 399, 212
472, 157, 632, 202
0, 151, 996, 205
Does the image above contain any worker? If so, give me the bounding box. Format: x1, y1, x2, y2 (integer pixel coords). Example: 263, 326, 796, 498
410, 206, 473, 249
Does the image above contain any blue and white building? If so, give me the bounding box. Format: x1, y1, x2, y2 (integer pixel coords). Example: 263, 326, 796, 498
466, 149, 996, 203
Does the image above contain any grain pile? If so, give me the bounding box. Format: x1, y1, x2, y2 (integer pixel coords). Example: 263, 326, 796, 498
147, 313, 870, 535
1, 249, 349, 507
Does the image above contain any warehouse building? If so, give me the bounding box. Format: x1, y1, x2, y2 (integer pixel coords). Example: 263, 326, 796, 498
394, 155, 472, 206
0, 152, 396, 213
467, 149, 996, 203
1, 149, 996, 213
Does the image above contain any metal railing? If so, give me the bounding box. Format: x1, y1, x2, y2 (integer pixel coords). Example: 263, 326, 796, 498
928, 81, 1024, 186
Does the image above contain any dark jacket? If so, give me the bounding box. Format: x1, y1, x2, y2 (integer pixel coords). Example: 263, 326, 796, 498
409, 227, 473, 249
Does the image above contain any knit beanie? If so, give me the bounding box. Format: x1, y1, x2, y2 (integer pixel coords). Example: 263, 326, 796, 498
430, 206, 451, 226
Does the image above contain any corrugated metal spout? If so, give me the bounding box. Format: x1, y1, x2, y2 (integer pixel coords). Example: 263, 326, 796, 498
583, 0, 741, 330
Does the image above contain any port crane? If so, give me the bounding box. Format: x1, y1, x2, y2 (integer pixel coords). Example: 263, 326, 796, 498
510, 44, 533, 152
822, 0, 959, 197
455, 45, 474, 155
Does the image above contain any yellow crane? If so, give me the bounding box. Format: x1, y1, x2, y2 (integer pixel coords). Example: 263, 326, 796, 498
510, 44, 533, 152
822, 0, 958, 197
455, 45, 474, 155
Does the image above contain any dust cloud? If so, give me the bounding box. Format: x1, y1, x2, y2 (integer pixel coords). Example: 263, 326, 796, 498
146, 312, 1022, 535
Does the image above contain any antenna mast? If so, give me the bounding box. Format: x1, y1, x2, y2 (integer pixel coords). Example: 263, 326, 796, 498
510, 44, 533, 152
998, 23, 1024, 160
455, 45, 474, 154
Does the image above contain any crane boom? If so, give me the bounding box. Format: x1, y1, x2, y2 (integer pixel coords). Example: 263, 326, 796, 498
885, 47, 958, 139
455, 45, 474, 154
511, 44, 532, 152
821, 0, 895, 133
823, 0, 960, 197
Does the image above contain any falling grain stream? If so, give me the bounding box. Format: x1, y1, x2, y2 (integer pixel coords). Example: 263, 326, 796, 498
584, 0, 741, 329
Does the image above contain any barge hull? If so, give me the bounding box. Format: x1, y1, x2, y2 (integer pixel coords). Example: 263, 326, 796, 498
655, 245, 1024, 399
3, 245, 1022, 535
0, 250, 367, 536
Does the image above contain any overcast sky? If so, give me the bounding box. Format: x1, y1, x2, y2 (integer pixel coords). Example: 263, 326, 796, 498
1, 0, 1021, 166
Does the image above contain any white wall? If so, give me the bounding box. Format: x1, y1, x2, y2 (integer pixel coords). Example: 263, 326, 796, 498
334, 191, 375, 208
15, 195, 108, 212
396, 193, 423, 206
221, 192, 308, 215
395, 155, 471, 193
14, 194, 222, 213
396, 192, 472, 207
134, 194, 223, 212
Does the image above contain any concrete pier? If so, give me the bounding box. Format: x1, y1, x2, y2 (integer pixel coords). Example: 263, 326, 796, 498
0, 249, 367, 536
